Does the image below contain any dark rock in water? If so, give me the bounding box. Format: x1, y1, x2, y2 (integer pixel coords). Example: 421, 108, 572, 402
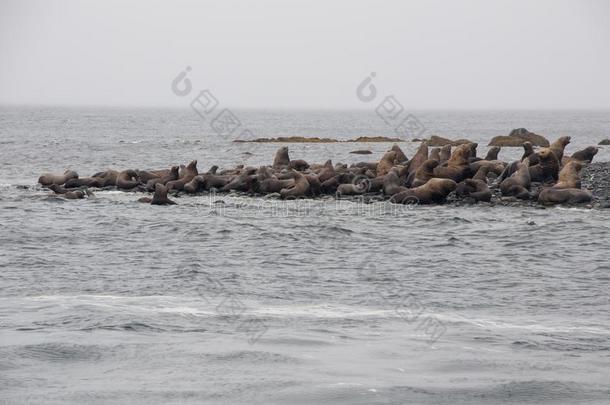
349, 150, 372, 154
427, 135, 472, 147
488, 128, 550, 147
599, 139, 610, 145
509, 128, 550, 147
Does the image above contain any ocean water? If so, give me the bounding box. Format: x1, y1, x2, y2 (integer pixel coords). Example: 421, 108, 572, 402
0, 107, 609, 404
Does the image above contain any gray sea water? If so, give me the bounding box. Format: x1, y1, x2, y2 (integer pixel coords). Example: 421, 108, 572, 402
1, 107, 609, 404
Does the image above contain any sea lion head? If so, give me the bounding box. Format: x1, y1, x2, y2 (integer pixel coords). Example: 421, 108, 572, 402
556, 136, 571, 147
63, 170, 79, 179
536, 148, 553, 161
422, 159, 439, 170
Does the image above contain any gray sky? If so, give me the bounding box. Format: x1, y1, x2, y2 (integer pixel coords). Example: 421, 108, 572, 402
1, 0, 609, 109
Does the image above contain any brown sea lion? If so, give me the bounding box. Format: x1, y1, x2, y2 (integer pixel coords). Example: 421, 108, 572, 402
528, 148, 559, 183
203, 174, 233, 189
273, 146, 290, 169
64, 177, 104, 188
500, 159, 531, 199
383, 169, 408, 196
429, 148, 441, 162
151, 183, 177, 205
48, 184, 87, 199
337, 182, 368, 196
38, 170, 78, 186
304, 174, 321, 196
472, 164, 493, 182
569, 146, 598, 163
166, 160, 199, 191
288, 159, 310, 171
279, 171, 310, 198
391, 144, 408, 163
407, 141, 429, 175
116, 170, 139, 190
136, 170, 161, 183
411, 159, 439, 187
222, 168, 257, 192
549, 136, 571, 162
538, 188, 592, 205
391, 178, 457, 205
145, 166, 179, 191
469, 160, 506, 176
553, 161, 583, 189
520, 142, 539, 165
484, 146, 501, 161
456, 178, 491, 202
432, 144, 472, 182
92, 169, 119, 187
467, 142, 479, 160
439, 145, 451, 165
376, 151, 398, 176
183, 175, 206, 193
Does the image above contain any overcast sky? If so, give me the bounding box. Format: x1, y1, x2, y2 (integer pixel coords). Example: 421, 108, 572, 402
1, 0, 609, 109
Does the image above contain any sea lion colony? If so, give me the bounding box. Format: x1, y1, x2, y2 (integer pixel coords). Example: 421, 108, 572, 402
38, 137, 601, 206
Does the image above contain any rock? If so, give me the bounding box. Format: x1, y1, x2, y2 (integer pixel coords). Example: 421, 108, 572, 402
350, 150, 373, 154
487, 136, 525, 147
598, 139, 610, 145
488, 128, 550, 147
427, 135, 473, 147
509, 128, 550, 146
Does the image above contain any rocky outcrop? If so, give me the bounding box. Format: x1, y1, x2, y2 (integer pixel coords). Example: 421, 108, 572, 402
427, 135, 473, 147
488, 128, 550, 147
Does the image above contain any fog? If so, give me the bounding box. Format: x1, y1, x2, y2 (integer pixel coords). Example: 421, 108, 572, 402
1, 0, 609, 109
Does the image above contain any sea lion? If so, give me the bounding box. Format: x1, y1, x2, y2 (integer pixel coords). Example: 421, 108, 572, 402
145, 166, 179, 191
222, 168, 257, 192
411, 159, 439, 187
391, 144, 408, 163
273, 146, 290, 169
48, 184, 87, 199
183, 175, 206, 193
439, 145, 451, 165
304, 174, 321, 196
429, 148, 441, 162
500, 159, 531, 199
136, 170, 161, 183
288, 159, 310, 171
151, 183, 177, 205
64, 177, 104, 188
538, 188, 592, 205
92, 169, 119, 187
432, 144, 472, 182
382, 169, 408, 196
569, 146, 598, 163
528, 148, 559, 183
549, 136, 571, 162
553, 161, 583, 189
256, 169, 296, 193
484, 146, 501, 161
469, 160, 505, 176
337, 182, 368, 196
467, 142, 479, 161
376, 151, 398, 177
407, 141, 429, 175
520, 141, 539, 165
116, 170, 139, 190
456, 178, 491, 202
166, 160, 199, 191
279, 171, 310, 198
38, 170, 78, 186
391, 178, 457, 205
472, 164, 493, 182
203, 174, 233, 190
